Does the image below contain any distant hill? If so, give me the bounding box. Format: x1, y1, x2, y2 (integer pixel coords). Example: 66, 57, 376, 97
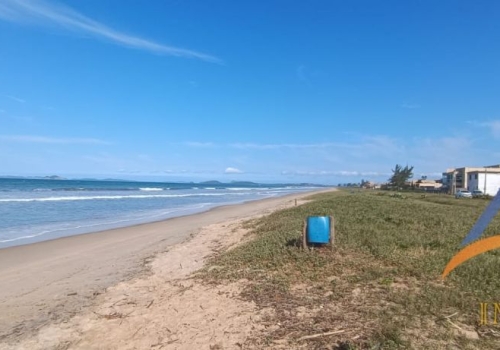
1, 175, 68, 180
68, 178, 137, 182
199, 180, 223, 185
229, 181, 258, 186
43, 175, 66, 180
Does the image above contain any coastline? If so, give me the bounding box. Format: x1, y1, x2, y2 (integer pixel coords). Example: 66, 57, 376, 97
0, 188, 321, 249
0, 188, 334, 346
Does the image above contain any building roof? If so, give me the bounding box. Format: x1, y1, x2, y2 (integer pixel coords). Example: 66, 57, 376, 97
443, 166, 500, 174
468, 170, 500, 174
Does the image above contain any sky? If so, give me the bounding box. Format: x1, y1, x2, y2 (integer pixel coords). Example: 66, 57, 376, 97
0, 0, 499, 184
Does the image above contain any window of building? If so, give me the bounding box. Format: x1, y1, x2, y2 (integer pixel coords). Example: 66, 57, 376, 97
475, 174, 478, 179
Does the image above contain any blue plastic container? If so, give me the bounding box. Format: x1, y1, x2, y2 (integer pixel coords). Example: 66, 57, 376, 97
307, 216, 330, 243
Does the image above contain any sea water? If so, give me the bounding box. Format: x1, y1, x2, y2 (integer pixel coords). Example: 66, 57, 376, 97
0, 178, 319, 248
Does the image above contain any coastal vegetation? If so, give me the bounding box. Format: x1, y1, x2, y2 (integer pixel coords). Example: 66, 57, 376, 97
200, 189, 500, 349
388, 164, 414, 190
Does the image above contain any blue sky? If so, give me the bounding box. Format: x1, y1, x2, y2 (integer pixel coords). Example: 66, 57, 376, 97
0, 0, 499, 184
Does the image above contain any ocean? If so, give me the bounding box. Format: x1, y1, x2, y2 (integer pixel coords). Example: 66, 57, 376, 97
0, 178, 320, 248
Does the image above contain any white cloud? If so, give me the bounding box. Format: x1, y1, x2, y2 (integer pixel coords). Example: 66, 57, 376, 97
0, 0, 222, 64
472, 120, 500, 138
117, 139, 396, 153
224, 167, 243, 174
0, 135, 111, 145
335, 171, 358, 176
229, 142, 338, 150
178, 128, 495, 179
229, 138, 404, 159
5, 95, 25, 103
339, 135, 405, 159
281, 170, 392, 177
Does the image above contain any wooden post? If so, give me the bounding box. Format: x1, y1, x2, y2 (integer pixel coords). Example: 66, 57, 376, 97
302, 219, 308, 250
329, 216, 335, 251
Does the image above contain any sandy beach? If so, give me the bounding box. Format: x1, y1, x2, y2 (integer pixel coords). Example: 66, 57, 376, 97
0, 188, 333, 349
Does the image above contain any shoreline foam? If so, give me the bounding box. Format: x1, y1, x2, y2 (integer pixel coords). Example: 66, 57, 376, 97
1, 182, 320, 248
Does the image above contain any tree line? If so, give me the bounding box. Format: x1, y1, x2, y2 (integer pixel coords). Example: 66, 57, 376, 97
337, 164, 415, 189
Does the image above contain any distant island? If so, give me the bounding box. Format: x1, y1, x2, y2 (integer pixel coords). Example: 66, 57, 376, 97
43, 175, 66, 180
199, 180, 259, 186
0, 176, 328, 187
0, 175, 68, 180
74, 178, 137, 182
230, 181, 258, 185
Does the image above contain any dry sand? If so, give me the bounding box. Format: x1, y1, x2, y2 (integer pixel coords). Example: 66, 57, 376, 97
0, 189, 334, 349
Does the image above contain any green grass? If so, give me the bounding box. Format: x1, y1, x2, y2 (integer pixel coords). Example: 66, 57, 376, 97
198, 189, 500, 349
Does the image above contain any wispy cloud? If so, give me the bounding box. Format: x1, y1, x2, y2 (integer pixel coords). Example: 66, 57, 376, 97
230, 138, 397, 156
177, 123, 498, 179
401, 103, 420, 109
183, 139, 404, 161
0, 0, 222, 64
281, 170, 392, 177
0, 135, 111, 145
224, 167, 243, 174
184, 141, 216, 147
5, 95, 26, 103
469, 120, 500, 138
229, 142, 337, 150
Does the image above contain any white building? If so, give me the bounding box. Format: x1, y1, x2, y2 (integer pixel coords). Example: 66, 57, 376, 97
467, 171, 500, 196
443, 164, 500, 194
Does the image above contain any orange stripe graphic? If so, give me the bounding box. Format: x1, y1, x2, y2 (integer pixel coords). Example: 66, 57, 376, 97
442, 235, 500, 279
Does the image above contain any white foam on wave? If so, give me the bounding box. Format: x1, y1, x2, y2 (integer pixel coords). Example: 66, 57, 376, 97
0, 192, 252, 203
0, 229, 52, 243
139, 187, 164, 191
0, 202, 216, 244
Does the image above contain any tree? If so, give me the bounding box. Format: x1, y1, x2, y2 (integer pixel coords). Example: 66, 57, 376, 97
360, 179, 371, 188
389, 164, 414, 189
